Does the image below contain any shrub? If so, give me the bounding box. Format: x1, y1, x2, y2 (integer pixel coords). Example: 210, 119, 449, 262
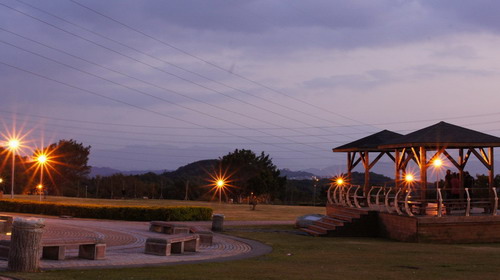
0, 200, 212, 221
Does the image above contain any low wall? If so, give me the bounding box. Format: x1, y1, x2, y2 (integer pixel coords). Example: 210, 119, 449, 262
329, 204, 500, 243
378, 213, 418, 242
416, 215, 500, 243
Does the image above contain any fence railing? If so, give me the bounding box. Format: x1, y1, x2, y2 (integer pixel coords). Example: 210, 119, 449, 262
327, 184, 499, 217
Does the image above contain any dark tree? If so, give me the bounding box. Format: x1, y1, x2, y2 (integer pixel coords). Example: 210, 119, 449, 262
45, 139, 91, 196
219, 149, 286, 203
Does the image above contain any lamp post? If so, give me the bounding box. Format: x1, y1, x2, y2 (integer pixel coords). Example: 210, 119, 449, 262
36, 154, 47, 189
7, 139, 20, 199
433, 159, 443, 217
216, 179, 224, 204
433, 159, 442, 189
36, 184, 43, 201
312, 176, 319, 206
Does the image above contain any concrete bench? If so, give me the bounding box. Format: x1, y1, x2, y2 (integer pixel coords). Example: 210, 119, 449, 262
0, 240, 10, 260
145, 234, 199, 256
0, 216, 13, 234
190, 226, 213, 246
41, 237, 106, 260
149, 221, 190, 234
0, 237, 106, 260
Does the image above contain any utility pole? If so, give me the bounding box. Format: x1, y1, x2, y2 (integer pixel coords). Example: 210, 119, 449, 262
96, 177, 100, 198
184, 180, 189, 200
122, 180, 125, 199
159, 179, 163, 199
312, 176, 319, 206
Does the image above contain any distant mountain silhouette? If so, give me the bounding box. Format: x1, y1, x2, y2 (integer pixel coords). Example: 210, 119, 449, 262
90, 167, 167, 177
91, 157, 498, 180
165, 159, 218, 179
279, 169, 316, 179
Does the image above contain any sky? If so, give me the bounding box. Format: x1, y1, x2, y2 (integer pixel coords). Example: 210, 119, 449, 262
2, 0, 500, 174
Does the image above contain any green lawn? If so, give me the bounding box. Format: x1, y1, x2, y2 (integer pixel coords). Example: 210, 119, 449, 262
10, 195, 325, 221
4, 225, 500, 280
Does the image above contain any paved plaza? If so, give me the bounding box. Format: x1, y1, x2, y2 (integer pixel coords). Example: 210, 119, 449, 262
0, 215, 293, 270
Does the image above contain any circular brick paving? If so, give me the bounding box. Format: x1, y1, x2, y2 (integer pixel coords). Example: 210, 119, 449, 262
0, 216, 286, 270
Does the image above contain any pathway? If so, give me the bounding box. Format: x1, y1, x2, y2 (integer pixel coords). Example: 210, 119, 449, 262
0, 215, 293, 270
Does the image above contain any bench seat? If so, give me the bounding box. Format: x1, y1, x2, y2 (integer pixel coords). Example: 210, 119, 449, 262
41, 237, 106, 260
0, 237, 106, 260
145, 234, 199, 256
149, 221, 190, 234
190, 226, 213, 246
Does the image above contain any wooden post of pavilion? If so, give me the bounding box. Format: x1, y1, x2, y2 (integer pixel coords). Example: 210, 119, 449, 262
489, 147, 494, 190
419, 147, 428, 214
395, 149, 401, 189
362, 152, 370, 195
419, 147, 427, 198
333, 130, 404, 201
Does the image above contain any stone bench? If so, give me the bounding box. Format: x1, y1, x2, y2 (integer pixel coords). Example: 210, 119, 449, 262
145, 234, 199, 256
41, 237, 106, 260
190, 226, 213, 246
149, 221, 190, 234
0, 216, 13, 234
0, 237, 106, 260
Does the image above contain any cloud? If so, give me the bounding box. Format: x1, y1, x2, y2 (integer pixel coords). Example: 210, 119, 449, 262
302, 70, 396, 90
422, 0, 500, 33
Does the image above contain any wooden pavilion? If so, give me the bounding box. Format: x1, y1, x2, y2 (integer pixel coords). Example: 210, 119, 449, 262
302, 121, 500, 243
380, 121, 500, 194
332, 129, 403, 194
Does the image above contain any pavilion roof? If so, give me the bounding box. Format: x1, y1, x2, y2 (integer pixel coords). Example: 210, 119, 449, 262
332, 130, 404, 152
379, 121, 500, 149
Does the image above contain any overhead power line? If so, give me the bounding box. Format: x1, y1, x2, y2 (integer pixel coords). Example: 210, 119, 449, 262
69, 0, 376, 130
3, 1, 360, 142
0, 60, 334, 158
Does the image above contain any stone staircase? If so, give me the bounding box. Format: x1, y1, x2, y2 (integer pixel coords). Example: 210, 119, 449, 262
301, 205, 378, 237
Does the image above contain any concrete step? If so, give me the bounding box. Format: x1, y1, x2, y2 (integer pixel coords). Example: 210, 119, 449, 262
308, 225, 330, 234
314, 220, 341, 229
329, 207, 371, 219
301, 228, 324, 237
322, 216, 347, 226
328, 213, 354, 222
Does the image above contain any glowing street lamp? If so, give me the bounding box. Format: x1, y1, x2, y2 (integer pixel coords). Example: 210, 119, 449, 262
336, 178, 344, 186
216, 179, 224, 204
7, 138, 20, 199
36, 153, 48, 189
37, 184, 43, 201
405, 173, 414, 183
432, 159, 443, 188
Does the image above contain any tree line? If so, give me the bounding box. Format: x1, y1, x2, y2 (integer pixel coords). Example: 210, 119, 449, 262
0, 139, 91, 196
6, 139, 496, 205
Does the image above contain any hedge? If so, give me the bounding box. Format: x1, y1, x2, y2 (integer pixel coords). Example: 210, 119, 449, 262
0, 200, 213, 221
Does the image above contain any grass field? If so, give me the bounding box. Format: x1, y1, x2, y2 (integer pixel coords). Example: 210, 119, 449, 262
8, 195, 325, 221
4, 225, 500, 280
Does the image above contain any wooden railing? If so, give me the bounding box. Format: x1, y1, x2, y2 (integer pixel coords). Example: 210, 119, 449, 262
328, 184, 499, 217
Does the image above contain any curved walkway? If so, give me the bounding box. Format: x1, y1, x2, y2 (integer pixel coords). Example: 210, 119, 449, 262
0, 216, 292, 270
